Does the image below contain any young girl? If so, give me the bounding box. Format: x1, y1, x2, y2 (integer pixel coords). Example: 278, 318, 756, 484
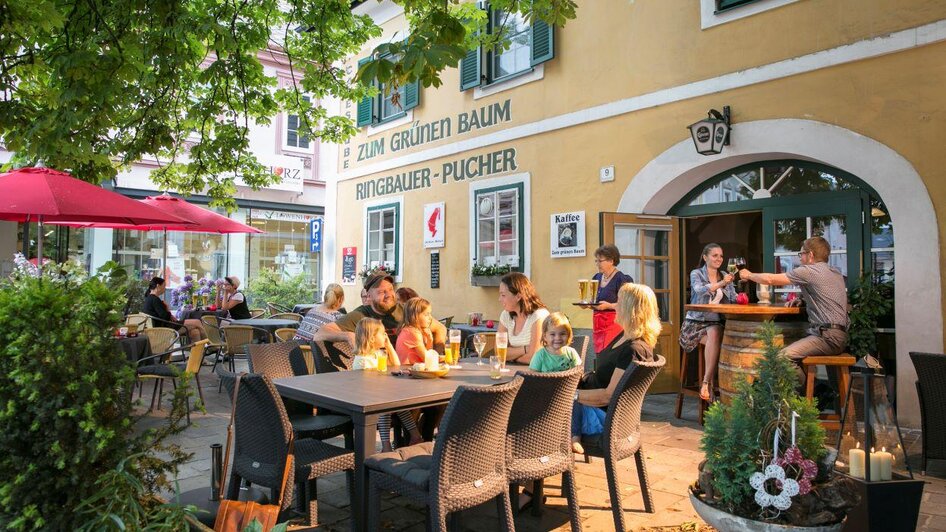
529, 312, 582, 373
528, 313, 585, 454
395, 297, 435, 365
353, 319, 423, 451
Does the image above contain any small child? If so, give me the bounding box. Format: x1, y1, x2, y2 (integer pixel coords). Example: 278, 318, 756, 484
395, 297, 435, 366
353, 319, 423, 452
529, 312, 582, 373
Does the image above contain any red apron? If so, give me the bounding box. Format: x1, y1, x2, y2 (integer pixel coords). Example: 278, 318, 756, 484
593, 310, 623, 353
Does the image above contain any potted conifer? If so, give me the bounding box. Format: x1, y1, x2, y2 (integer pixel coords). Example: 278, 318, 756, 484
690, 321, 859, 531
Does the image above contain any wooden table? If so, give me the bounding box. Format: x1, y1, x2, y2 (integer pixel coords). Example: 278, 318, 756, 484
274, 361, 514, 532
684, 304, 806, 402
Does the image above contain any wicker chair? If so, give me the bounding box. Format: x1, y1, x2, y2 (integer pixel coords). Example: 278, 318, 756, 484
313, 340, 354, 373
247, 342, 354, 444
270, 312, 304, 323
570, 334, 590, 363
366, 377, 524, 532
143, 327, 181, 357
249, 308, 266, 318
125, 312, 152, 330
217, 325, 272, 392
137, 340, 210, 422
910, 352, 946, 474
580, 355, 665, 531
506, 367, 583, 529
438, 316, 454, 328
274, 327, 297, 342
267, 302, 292, 316
218, 371, 355, 526
200, 315, 226, 358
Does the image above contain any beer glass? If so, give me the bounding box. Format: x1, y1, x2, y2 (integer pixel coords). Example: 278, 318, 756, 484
489, 356, 503, 380
495, 331, 508, 370
449, 329, 462, 367
578, 279, 590, 303
588, 279, 600, 304
201, 294, 209, 307
191, 293, 199, 308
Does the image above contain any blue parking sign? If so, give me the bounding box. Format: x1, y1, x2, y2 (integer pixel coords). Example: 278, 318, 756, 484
310, 218, 322, 252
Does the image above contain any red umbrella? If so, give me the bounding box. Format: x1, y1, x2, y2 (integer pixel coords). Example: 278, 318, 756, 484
0, 167, 194, 261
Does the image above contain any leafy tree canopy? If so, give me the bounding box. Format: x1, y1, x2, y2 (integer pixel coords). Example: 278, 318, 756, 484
1, 0, 577, 210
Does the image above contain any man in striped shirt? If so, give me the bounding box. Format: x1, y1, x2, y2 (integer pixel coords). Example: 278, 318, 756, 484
739, 236, 849, 383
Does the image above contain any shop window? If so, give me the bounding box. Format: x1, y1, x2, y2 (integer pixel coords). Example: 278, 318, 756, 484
365, 203, 400, 275
356, 51, 420, 128
459, 4, 554, 91
247, 209, 321, 286
473, 183, 523, 269
284, 95, 311, 151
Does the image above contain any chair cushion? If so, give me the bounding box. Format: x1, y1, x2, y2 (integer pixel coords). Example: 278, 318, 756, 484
137, 364, 179, 378
364, 441, 435, 490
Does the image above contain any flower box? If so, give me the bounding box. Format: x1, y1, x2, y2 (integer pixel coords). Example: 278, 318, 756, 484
471, 275, 503, 287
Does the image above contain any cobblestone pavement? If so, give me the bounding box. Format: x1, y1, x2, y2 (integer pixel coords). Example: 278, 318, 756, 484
137, 361, 946, 531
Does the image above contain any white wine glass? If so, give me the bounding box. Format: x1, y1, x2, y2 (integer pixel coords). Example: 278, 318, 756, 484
473, 333, 487, 365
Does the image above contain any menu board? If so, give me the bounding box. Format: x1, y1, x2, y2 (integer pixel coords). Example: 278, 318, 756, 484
430, 251, 440, 289
342, 247, 357, 285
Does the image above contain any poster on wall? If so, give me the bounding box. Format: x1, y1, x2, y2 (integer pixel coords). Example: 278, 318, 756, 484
550, 211, 586, 258
341, 247, 358, 285
423, 202, 445, 248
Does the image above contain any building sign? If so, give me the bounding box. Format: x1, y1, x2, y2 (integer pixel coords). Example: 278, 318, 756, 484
423, 202, 445, 248
341, 247, 357, 285
250, 210, 318, 222
309, 218, 323, 253
344, 99, 512, 168
235, 154, 305, 192
550, 211, 586, 258
355, 147, 518, 201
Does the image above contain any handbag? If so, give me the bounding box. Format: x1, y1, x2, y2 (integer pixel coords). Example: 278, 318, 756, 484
214, 374, 294, 532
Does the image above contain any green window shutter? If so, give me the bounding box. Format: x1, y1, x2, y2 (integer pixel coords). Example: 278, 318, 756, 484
356, 57, 374, 127
530, 19, 554, 66
459, 46, 482, 91
402, 79, 420, 111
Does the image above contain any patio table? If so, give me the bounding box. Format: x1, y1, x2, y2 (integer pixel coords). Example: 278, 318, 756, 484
117, 335, 151, 363
228, 318, 299, 337
451, 323, 497, 355
274, 360, 514, 532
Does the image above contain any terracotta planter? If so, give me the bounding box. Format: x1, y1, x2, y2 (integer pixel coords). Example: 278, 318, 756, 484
470, 275, 503, 287
689, 492, 843, 532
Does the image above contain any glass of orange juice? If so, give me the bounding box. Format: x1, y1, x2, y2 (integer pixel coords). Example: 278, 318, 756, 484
443, 345, 454, 366
376, 351, 387, 373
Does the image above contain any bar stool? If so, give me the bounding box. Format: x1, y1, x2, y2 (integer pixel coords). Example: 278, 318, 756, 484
802, 353, 855, 430
675, 343, 711, 424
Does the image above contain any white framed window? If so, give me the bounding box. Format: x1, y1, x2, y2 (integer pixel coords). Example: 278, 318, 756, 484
363, 196, 403, 280
490, 9, 532, 82
469, 172, 531, 276
284, 95, 311, 151
378, 82, 407, 123
700, 0, 802, 29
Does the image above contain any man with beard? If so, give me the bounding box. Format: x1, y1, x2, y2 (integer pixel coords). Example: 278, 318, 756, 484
316, 271, 403, 348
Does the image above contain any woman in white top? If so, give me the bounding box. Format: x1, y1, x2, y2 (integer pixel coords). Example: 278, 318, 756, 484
497, 272, 550, 366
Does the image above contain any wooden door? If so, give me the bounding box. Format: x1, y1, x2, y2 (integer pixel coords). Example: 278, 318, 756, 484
600, 213, 681, 393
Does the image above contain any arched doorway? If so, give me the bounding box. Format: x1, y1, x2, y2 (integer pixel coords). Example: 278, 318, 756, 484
613, 119, 939, 428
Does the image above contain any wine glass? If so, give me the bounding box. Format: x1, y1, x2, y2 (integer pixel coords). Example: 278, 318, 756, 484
727, 258, 738, 276
473, 333, 487, 365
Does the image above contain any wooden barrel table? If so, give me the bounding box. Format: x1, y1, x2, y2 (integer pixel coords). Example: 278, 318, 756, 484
684, 304, 805, 404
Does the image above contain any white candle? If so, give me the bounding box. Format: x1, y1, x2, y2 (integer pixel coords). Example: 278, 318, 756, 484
773, 427, 780, 460
869, 447, 882, 481
424, 351, 440, 371
877, 447, 893, 481
849, 443, 865, 479
840, 432, 855, 455
791, 411, 799, 446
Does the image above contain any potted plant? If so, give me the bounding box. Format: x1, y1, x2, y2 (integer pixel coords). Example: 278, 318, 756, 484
470, 263, 511, 287
358, 263, 396, 281
847, 271, 894, 361
691, 321, 860, 531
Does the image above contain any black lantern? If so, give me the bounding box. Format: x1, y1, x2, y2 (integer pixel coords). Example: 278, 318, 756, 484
687, 106, 731, 155
833, 361, 924, 531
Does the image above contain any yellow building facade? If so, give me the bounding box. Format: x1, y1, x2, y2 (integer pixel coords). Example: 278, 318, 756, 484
325, 0, 946, 428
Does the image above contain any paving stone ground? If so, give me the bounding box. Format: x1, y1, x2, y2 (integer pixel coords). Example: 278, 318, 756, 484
137, 361, 946, 531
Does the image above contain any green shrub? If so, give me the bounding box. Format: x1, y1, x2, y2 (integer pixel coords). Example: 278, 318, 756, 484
245, 268, 315, 309
0, 262, 193, 530
700, 321, 825, 517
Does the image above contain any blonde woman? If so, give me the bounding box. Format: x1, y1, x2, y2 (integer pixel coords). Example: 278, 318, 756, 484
572, 283, 661, 453
294, 283, 346, 342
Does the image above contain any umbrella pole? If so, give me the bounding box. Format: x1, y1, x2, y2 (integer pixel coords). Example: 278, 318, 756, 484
22, 215, 30, 256
36, 215, 43, 264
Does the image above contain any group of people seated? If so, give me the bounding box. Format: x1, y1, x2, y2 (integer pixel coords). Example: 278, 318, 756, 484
142, 274, 254, 342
